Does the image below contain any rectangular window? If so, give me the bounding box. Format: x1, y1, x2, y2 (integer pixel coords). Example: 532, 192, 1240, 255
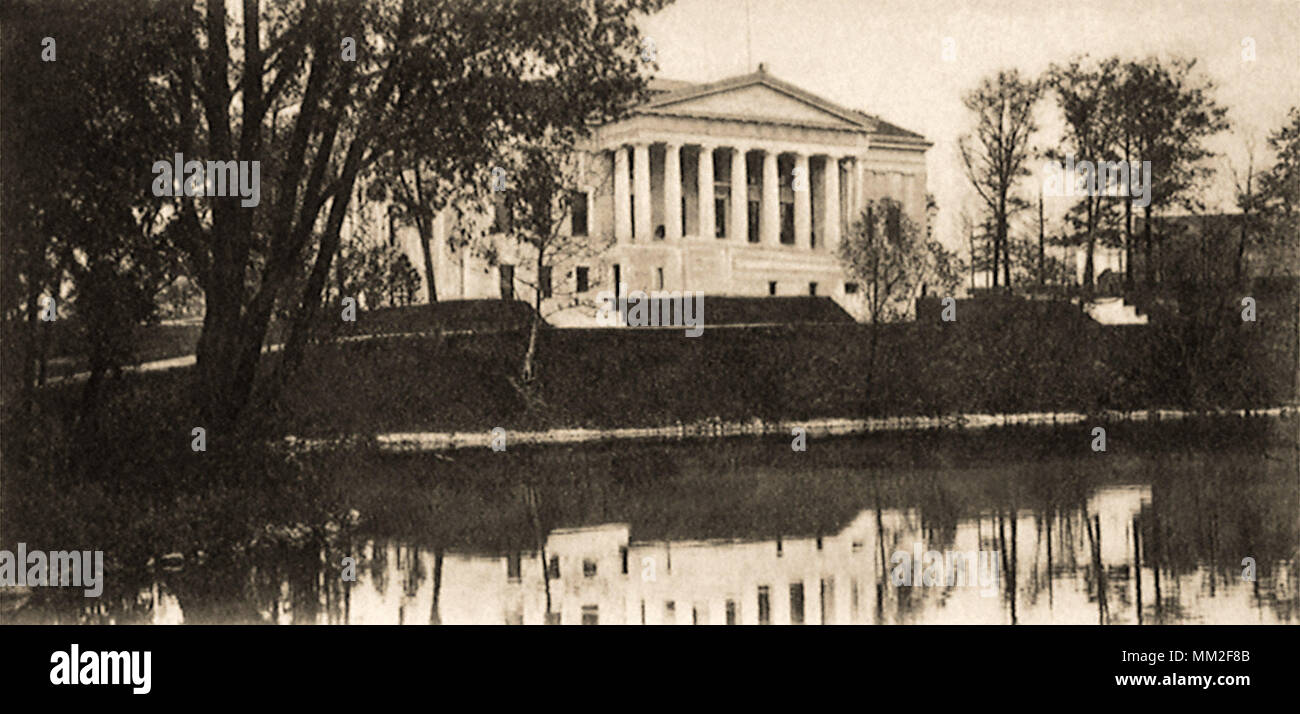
757, 586, 771, 625
844, 282, 859, 295
507, 552, 521, 582
570, 190, 588, 236
656, 267, 664, 290
748, 201, 760, 243
547, 555, 560, 580
715, 197, 728, 237
768, 281, 777, 296
575, 266, 589, 293
665, 601, 676, 624
583, 559, 597, 577
582, 605, 598, 625
809, 282, 818, 296
491, 194, 512, 233
620, 546, 628, 575
790, 582, 805, 625
810, 199, 817, 249
539, 266, 552, 299
725, 599, 737, 625
499, 264, 514, 300
780, 202, 794, 244
682, 195, 688, 236
821, 577, 834, 624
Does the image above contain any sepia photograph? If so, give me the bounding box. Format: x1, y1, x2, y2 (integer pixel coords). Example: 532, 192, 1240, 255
1, 0, 1297, 698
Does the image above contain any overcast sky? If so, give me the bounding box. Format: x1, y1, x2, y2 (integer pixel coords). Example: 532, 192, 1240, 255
639, 0, 1300, 251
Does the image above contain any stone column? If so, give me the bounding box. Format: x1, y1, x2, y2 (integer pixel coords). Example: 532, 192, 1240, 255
633, 142, 652, 241
664, 142, 682, 241
793, 152, 810, 248
697, 144, 715, 239
730, 146, 748, 242
613, 146, 630, 243
761, 150, 779, 244
823, 155, 841, 251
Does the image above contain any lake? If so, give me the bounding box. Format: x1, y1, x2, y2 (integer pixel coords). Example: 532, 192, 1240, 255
5, 416, 1296, 625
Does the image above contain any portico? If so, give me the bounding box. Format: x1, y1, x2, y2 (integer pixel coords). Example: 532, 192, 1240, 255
578, 66, 930, 313
406, 66, 931, 323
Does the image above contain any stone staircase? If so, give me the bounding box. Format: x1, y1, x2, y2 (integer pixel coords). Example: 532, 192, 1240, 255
1082, 296, 1148, 325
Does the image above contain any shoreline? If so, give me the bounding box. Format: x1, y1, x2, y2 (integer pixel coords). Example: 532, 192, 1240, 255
280, 404, 1299, 453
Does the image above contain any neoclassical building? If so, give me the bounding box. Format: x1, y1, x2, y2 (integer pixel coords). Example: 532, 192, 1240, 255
385, 66, 931, 323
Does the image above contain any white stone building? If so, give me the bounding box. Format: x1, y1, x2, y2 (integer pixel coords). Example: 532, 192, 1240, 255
383, 66, 931, 323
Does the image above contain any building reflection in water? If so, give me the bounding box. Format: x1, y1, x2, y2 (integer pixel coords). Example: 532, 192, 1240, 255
9, 482, 1293, 626
226, 484, 1294, 625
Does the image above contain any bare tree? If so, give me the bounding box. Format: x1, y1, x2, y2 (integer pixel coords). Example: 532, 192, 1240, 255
959, 69, 1042, 290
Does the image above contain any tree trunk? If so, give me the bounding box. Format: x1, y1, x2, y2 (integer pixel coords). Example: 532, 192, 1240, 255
1083, 198, 1096, 290
1123, 141, 1134, 290
413, 165, 438, 303
419, 230, 438, 304
521, 249, 544, 382
1038, 192, 1045, 287
1142, 204, 1154, 287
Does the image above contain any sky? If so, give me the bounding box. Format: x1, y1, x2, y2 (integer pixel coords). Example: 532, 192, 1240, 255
638, 0, 1300, 252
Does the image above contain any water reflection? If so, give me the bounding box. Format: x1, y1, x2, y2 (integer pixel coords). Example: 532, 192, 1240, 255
6, 421, 1297, 625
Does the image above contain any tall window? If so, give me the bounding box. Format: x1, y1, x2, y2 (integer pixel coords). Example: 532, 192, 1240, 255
715, 197, 728, 237
748, 200, 760, 243
499, 264, 514, 300
790, 582, 805, 624
780, 202, 794, 244
575, 266, 589, 293
570, 190, 588, 236
492, 193, 513, 233
655, 267, 664, 290
886, 203, 902, 241
581, 605, 598, 626
757, 586, 771, 625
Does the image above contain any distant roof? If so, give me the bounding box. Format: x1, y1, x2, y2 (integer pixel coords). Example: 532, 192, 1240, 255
635, 68, 928, 144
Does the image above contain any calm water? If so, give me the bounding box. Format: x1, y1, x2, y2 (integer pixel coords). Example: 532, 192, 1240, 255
6, 417, 1298, 624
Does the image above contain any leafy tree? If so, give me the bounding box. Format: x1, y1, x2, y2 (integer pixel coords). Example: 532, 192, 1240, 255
480, 134, 613, 382
18, 0, 665, 433
1111, 57, 1228, 287
1044, 56, 1122, 290
1257, 107, 1300, 270
1, 0, 187, 418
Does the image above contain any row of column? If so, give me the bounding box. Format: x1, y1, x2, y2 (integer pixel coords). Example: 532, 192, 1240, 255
611, 142, 851, 250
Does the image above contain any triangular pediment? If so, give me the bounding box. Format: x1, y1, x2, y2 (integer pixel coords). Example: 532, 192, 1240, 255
643, 74, 874, 131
